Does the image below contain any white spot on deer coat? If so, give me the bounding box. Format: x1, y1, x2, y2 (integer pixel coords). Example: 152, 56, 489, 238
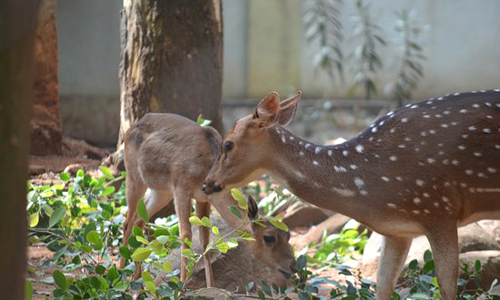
332, 187, 355, 197
356, 145, 364, 153
354, 177, 365, 189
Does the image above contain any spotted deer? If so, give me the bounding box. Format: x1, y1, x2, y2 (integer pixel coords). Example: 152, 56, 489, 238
120, 113, 296, 287
204, 90, 500, 300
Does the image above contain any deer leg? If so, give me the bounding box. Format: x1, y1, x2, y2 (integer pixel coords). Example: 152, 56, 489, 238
376, 236, 412, 300
120, 178, 146, 269
426, 223, 459, 300
196, 201, 215, 287
174, 190, 193, 283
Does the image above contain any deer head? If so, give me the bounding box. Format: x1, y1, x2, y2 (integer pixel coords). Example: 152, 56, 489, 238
245, 195, 296, 280
204, 91, 302, 194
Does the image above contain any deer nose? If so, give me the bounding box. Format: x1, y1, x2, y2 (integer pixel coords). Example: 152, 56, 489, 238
203, 180, 222, 195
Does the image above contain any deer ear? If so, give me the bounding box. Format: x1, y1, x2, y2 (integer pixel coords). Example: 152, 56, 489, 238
254, 92, 280, 127
277, 91, 302, 126
247, 195, 259, 220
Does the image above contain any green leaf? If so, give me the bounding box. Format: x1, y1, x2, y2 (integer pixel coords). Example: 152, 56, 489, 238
229, 206, 243, 219
231, 188, 248, 210
25, 279, 33, 300
137, 199, 149, 223
423, 250, 433, 262
135, 236, 149, 245
53, 270, 67, 290
59, 172, 70, 182
86, 230, 100, 245
181, 249, 194, 257
163, 261, 173, 273
196, 114, 212, 127
29, 213, 39, 228
49, 207, 66, 228
201, 216, 211, 228
227, 238, 238, 248
101, 186, 115, 196
189, 216, 203, 226
269, 219, 289, 232
474, 259, 481, 272
212, 226, 219, 235
99, 166, 114, 180
119, 246, 132, 259
261, 281, 272, 296
142, 271, 154, 283
131, 247, 152, 262
216, 241, 229, 253
156, 235, 169, 244
95, 265, 105, 275
145, 281, 157, 292
76, 169, 84, 177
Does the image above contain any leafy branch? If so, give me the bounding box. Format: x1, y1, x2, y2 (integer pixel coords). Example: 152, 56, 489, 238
390, 9, 427, 106
304, 0, 344, 83
350, 0, 386, 100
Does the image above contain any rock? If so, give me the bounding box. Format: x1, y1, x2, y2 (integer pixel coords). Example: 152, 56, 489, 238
459, 251, 500, 291
31, 0, 62, 155
361, 223, 500, 280
478, 283, 500, 300
478, 220, 500, 243
63, 164, 84, 175
181, 287, 255, 300
290, 214, 351, 249
282, 202, 332, 229
458, 223, 500, 253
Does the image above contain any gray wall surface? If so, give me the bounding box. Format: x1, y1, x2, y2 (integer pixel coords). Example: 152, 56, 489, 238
57, 0, 500, 145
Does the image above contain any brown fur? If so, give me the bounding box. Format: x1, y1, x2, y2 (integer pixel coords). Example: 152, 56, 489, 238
205, 90, 500, 300
121, 113, 296, 287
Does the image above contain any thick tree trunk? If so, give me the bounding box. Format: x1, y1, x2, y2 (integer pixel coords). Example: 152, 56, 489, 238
31, 0, 62, 155
0, 0, 37, 299
117, 0, 223, 150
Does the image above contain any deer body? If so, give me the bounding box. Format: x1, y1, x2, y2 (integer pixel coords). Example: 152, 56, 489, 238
204, 90, 500, 300
122, 113, 295, 287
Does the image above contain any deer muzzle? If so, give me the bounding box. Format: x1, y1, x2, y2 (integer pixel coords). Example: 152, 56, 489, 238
203, 180, 222, 195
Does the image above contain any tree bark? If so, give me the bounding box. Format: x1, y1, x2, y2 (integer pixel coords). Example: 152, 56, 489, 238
117, 0, 223, 151
0, 0, 37, 299
31, 0, 62, 155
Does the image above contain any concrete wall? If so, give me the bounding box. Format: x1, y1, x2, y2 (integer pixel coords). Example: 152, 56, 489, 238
58, 0, 121, 146
57, 0, 500, 145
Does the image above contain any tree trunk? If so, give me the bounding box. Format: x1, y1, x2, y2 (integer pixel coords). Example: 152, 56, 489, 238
31, 0, 62, 155
0, 0, 37, 298
117, 0, 223, 151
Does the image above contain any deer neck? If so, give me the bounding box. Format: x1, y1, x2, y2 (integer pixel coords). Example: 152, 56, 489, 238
265, 125, 377, 221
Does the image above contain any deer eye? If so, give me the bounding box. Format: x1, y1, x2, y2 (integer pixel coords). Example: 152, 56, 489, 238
223, 140, 234, 152
263, 235, 276, 244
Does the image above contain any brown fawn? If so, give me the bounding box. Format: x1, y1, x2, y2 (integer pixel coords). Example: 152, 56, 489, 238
204, 90, 500, 300
121, 113, 296, 287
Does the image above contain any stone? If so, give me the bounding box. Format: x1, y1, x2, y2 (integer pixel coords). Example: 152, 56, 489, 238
478, 220, 500, 243
361, 223, 500, 281
290, 214, 351, 250
31, 0, 62, 155
282, 201, 332, 229
181, 287, 256, 300
478, 283, 500, 300
459, 251, 500, 291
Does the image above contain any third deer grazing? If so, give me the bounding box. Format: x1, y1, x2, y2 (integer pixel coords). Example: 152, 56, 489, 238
204, 90, 500, 300
122, 113, 295, 287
